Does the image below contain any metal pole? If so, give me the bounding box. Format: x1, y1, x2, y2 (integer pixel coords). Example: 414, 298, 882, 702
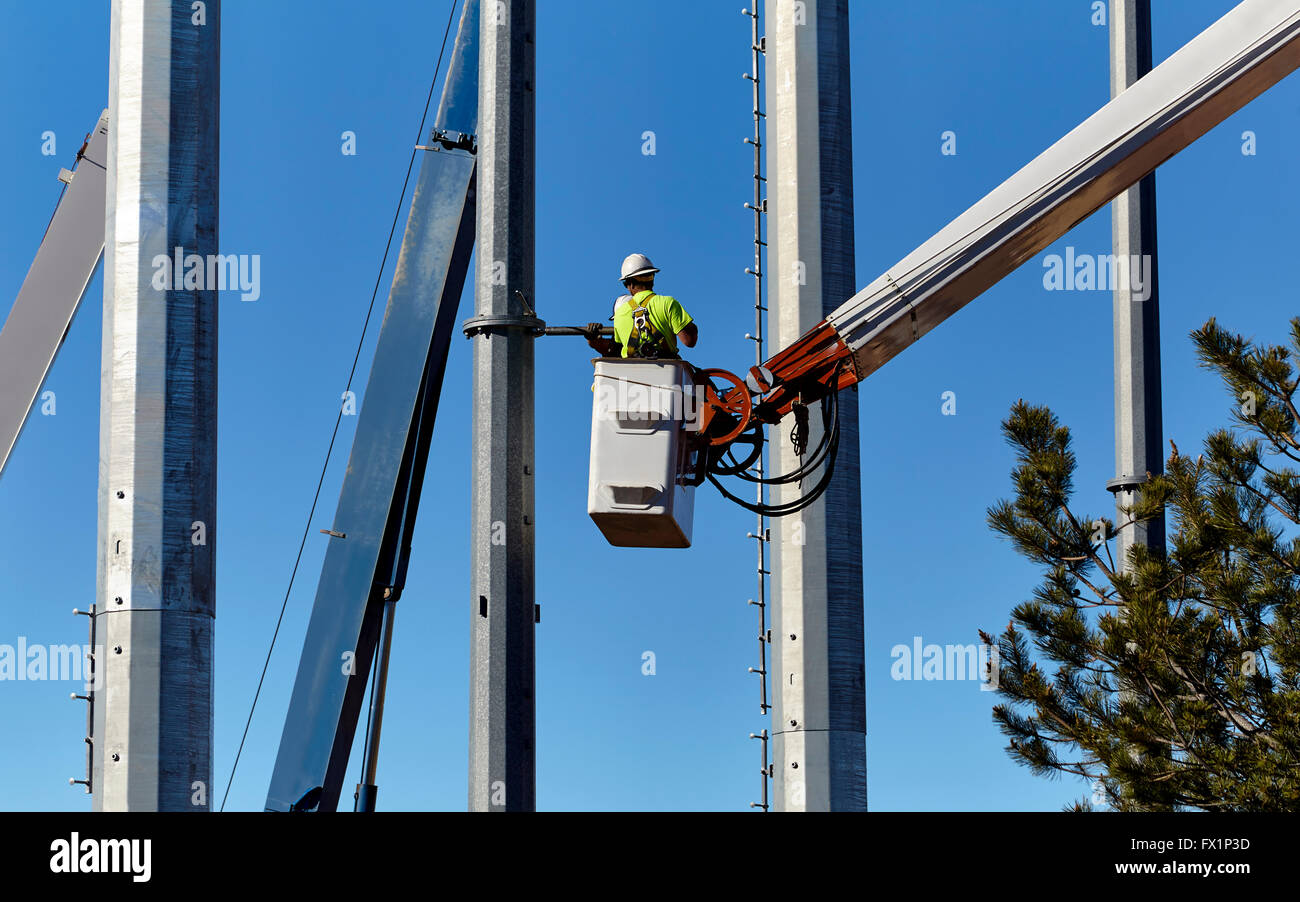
469, 0, 536, 812
764, 0, 866, 811
94, 0, 219, 811
355, 597, 397, 812
1107, 0, 1164, 564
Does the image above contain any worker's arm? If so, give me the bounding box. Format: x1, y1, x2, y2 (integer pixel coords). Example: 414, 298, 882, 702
585, 323, 621, 357
677, 322, 698, 349
588, 337, 622, 357
660, 295, 696, 350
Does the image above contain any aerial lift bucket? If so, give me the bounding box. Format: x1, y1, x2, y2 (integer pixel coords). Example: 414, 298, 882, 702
587, 358, 702, 548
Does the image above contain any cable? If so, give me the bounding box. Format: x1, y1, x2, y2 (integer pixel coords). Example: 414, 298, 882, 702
720, 393, 836, 485
218, 0, 461, 812
705, 358, 848, 517
709, 418, 840, 517
707, 369, 844, 517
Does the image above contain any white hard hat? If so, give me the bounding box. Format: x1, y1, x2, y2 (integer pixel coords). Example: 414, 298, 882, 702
620, 253, 660, 283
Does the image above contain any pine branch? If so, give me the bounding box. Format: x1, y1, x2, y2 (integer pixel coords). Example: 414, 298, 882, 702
985, 329, 1300, 808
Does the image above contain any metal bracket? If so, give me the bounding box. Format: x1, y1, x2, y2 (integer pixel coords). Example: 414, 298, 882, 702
418, 129, 477, 154
1106, 474, 1149, 494
462, 314, 546, 338
540, 324, 614, 338
70, 603, 96, 796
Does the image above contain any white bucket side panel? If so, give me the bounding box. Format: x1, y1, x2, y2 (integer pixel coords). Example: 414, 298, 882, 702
588, 359, 697, 548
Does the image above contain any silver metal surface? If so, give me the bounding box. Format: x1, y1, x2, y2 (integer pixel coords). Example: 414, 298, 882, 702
765, 0, 867, 812
264, 0, 480, 812
94, 0, 220, 811
469, 0, 537, 812
1109, 0, 1165, 566
825, 0, 1300, 377
0, 112, 108, 481
355, 598, 397, 811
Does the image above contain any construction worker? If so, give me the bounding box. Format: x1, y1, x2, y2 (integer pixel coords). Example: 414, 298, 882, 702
587, 253, 698, 358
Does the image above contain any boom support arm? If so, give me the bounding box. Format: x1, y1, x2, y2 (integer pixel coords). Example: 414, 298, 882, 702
727, 0, 1300, 430
0, 112, 109, 479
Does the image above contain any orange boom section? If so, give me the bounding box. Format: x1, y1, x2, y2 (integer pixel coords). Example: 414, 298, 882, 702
748, 320, 859, 423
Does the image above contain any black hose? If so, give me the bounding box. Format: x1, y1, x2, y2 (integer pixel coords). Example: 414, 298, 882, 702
708, 415, 840, 516
705, 362, 845, 517
723, 389, 837, 485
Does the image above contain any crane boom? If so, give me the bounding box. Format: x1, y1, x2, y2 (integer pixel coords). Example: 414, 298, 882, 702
728, 0, 1300, 428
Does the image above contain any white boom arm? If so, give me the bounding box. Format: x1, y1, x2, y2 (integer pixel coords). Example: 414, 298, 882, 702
751, 0, 1300, 420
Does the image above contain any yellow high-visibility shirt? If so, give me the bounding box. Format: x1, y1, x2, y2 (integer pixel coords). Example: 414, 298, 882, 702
611, 290, 694, 358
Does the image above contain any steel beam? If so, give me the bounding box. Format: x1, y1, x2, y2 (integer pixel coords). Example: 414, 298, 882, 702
93, 0, 220, 811
764, 0, 867, 812
0, 112, 108, 481
264, 0, 480, 813
468, 0, 536, 812
1108, 0, 1165, 565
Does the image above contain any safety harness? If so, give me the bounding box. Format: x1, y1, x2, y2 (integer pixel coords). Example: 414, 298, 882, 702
623, 293, 676, 359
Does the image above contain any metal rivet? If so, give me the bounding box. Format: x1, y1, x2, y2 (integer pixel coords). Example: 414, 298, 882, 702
113, 646, 122, 654
115, 491, 124, 499
114, 596, 123, 606
790, 720, 797, 727
789, 634, 797, 640
111, 753, 120, 762
791, 762, 799, 769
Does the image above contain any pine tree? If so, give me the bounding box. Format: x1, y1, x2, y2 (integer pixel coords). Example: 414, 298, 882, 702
984, 317, 1300, 811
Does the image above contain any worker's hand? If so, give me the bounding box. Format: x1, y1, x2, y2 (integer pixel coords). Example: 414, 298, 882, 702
584, 323, 612, 354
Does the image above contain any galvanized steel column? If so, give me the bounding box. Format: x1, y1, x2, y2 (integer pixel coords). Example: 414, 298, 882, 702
469, 0, 536, 812
1108, 0, 1164, 565
94, 0, 219, 811
263, 0, 480, 812
764, 0, 867, 811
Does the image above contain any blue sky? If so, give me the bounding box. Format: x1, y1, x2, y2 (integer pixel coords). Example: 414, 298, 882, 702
1, 0, 1297, 811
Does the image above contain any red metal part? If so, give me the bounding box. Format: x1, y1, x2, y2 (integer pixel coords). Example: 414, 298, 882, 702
695, 319, 862, 446
751, 320, 858, 423
696, 367, 753, 447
